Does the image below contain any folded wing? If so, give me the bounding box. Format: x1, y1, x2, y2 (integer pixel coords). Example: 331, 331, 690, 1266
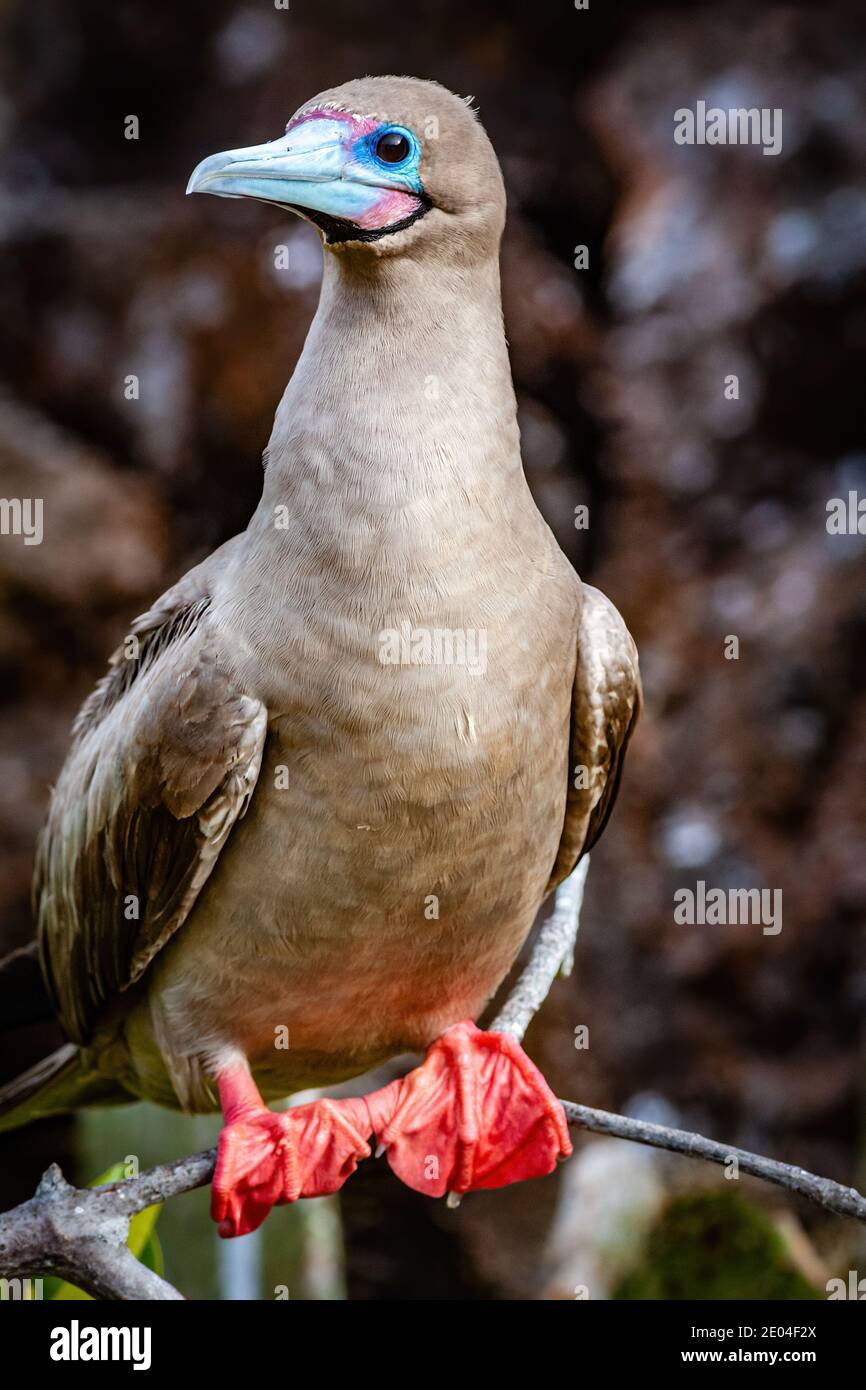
36, 550, 267, 1043
547, 583, 641, 892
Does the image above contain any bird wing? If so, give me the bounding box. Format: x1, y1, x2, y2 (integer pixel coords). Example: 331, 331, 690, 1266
546, 582, 641, 892
36, 542, 267, 1044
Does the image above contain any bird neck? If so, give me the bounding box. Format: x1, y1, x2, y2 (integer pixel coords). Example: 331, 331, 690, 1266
258, 245, 525, 519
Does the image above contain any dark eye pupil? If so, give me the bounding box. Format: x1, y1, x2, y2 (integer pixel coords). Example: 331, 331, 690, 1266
376, 131, 410, 164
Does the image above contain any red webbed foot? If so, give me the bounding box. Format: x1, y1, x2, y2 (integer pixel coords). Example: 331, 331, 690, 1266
363, 1020, 572, 1199
212, 1066, 371, 1237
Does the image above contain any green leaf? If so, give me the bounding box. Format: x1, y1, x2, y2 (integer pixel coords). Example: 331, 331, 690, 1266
138, 1230, 165, 1278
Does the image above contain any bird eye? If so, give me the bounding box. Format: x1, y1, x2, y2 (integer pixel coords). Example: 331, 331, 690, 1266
375, 130, 412, 165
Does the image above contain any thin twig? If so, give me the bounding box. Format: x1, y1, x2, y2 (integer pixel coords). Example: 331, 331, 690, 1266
492, 857, 590, 1039
559, 1102, 866, 1224
492, 859, 866, 1224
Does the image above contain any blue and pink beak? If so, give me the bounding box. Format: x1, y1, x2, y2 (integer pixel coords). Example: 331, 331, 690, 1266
187, 109, 428, 242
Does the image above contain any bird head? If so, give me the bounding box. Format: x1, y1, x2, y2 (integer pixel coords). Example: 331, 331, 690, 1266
187, 76, 505, 258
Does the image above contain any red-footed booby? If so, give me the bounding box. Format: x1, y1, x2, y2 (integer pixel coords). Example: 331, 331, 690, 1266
0, 77, 640, 1238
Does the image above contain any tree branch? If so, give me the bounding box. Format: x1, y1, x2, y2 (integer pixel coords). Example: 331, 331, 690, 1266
491, 856, 590, 1038
1, 856, 864, 1299
558, 1101, 866, 1223
0, 1162, 187, 1299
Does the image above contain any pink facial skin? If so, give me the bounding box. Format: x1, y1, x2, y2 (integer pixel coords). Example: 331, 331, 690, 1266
288, 106, 381, 138
352, 188, 422, 230
287, 106, 425, 232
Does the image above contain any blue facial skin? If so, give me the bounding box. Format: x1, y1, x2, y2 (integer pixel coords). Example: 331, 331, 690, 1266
353, 125, 424, 196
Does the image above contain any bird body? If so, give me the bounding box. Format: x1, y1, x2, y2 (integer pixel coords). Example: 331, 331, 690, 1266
72, 248, 582, 1109
2, 78, 640, 1231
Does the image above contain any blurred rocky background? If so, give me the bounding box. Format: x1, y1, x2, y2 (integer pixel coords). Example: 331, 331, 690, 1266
0, 0, 864, 1299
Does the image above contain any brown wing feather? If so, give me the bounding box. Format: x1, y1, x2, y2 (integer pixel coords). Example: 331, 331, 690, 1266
36, 555, 266, 1044
547, 583, 641, 893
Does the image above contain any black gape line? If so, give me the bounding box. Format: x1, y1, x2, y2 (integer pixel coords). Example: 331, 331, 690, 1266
292, 194, 433, 245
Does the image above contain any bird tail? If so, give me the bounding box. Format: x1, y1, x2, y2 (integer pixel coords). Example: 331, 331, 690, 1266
0, 1042, 131, 1132
0, 1044, 80, 1131
0, 1044, 138, 1132
0, 943, 129, 1131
